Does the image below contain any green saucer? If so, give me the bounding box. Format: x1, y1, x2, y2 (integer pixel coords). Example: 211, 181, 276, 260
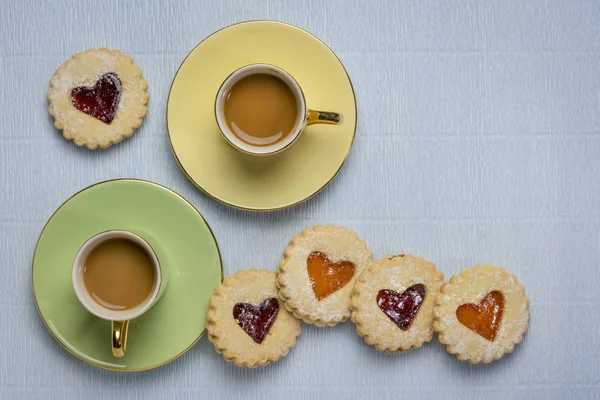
32, 179, 223, 371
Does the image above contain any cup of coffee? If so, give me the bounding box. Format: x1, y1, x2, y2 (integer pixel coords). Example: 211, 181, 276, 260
72, 230, 167, 357
215, 63, 343, 156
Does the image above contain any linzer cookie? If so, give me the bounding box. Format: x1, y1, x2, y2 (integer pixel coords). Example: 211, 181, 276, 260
276, 225, 373, 326
351, 255, 444, 353
434, 266, 529, 364
206, 269, 301, 367
47, 49, 149, 149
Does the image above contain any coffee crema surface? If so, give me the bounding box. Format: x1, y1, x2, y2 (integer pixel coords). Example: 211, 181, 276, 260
223, 73, 298, 146
82, 238, 156, 311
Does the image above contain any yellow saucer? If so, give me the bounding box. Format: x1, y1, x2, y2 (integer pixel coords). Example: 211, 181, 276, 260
167, 21, 356, 211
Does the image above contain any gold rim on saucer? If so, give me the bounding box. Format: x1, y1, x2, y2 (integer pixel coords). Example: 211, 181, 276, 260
32, 178, 224, 372
167, 20, 357, 212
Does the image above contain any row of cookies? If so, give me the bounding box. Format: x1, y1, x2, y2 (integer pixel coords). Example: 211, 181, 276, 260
206, 225, 529, 367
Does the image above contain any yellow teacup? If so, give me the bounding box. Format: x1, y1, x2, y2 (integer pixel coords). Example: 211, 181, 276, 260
215, 63, 343, 156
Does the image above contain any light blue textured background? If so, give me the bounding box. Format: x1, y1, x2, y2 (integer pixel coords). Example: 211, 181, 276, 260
1, 1, 600, 399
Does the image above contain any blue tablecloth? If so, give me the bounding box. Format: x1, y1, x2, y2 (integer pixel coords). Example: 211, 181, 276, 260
1, 1, 599, 399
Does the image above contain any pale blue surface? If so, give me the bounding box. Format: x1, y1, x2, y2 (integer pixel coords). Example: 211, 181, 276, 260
1, 1, 600, 399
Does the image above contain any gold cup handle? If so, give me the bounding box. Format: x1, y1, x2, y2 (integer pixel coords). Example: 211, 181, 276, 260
111, 320, 129, 357
307, 110, 344, 126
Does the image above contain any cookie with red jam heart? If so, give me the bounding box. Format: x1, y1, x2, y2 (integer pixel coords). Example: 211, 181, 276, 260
276, 225, 373, 327
350, 255, 444, 353
207, 269, 301, 367
434, 266, 529, 364
47, 49, 149, 149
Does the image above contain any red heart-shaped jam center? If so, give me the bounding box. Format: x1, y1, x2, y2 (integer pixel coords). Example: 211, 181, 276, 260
71, 73, 122, 124
232, 298, 279, 344
377, 284, 426, 330
456, 291, 504, 341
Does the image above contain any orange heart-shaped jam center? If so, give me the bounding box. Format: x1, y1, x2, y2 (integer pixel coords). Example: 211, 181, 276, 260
307, 251, 355, 300
456, 291, 504, 341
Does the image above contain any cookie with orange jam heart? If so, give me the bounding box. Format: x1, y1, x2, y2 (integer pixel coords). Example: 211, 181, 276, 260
434, 266, 529, 364
276, 225, 373, 326
350, 255, 444, 353
47, 49, 149, 149
207, 269, 301, 367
